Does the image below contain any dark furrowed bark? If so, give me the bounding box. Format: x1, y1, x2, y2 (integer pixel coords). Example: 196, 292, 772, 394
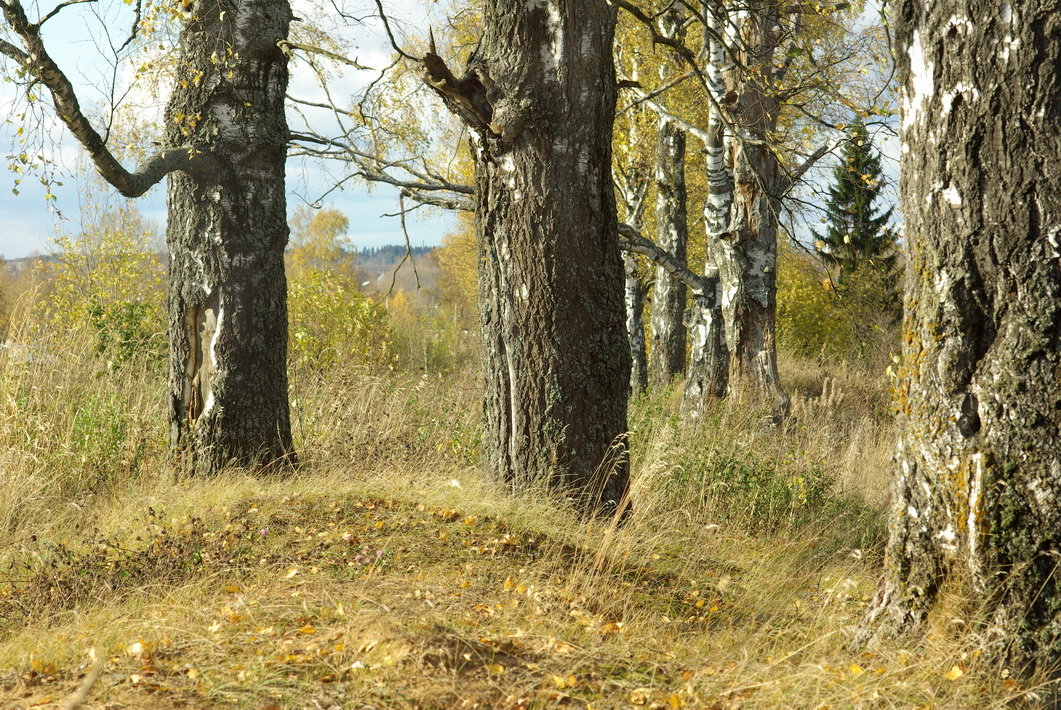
166, 0, 294, 472
862, 0, 1061, 675
425, 0, 630, 513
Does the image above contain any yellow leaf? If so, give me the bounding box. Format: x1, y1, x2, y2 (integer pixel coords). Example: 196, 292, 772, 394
284, 568, 299, 579
629, 687, 652, 705
944, 665, 964, 681
225, 584, 241, 593
486, 663, 505, 675
503, 577, 515, 592
668, 694, 684, 710
299, 624, 317, 635
849, 663, 864, 676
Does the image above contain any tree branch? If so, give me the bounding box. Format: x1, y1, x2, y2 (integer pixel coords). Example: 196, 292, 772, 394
617, 71, 693, 116
780, 138, 841, 195
0, 0, 213, 196
278, 40, 371, 70
617, 222, 716, 297
398, 188, 473, 212
372, 0, 418, 61
37, 0, 95, 27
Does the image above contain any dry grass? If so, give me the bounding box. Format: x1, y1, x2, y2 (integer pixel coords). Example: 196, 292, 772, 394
0, 316, 1052, 708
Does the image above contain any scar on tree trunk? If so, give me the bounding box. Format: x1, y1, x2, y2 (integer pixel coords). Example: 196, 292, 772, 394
183, 289, 220, 425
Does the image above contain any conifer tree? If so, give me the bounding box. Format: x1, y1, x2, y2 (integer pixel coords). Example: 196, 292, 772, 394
813, 120, 897, 284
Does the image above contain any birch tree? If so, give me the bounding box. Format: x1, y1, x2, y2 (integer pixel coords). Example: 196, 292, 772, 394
0, 0, 296, 471
614, 34, 652, 394
419, 0, 631, 511
613, 0, 853, 419
648, 9, 689, 387
861, 0, 1061, 672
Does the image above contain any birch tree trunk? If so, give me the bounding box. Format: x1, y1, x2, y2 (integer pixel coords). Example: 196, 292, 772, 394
624, 252, 648, 393
424, 0, 630, 511
616, 173, 649, 395
0, 0, 295, 472
649, 116, 688, 387
682, 2, 730, 415
862, 0, 1061, 672
166, 0, 294, 471
716, 1, 788, 418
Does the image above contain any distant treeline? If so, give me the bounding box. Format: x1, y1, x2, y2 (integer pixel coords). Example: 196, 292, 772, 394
355, 245, 434, 262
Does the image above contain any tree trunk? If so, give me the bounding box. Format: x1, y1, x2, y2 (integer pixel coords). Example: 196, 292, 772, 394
615, 171, 649, 395
649, 117, 688, 387
624, 253, 648, 393
862, 0, 1061, 673
682, 3, 730, 415
715, 1, 788, 419
425, 0, 630, 511
166, 0, 294, 472
719, 140, 787, 417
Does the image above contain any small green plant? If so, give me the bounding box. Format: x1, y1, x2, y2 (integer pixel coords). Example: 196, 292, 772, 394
87, 300, 164, 365
666, 446, 835, 532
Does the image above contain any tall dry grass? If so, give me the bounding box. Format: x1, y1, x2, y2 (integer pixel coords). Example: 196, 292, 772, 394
0, 298, 1051, 708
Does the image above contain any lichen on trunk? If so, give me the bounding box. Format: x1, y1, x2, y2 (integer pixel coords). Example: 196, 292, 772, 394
862, 0, 1061, 674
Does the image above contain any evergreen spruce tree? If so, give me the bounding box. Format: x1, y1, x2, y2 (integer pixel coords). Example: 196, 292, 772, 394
813, 120, 898, 284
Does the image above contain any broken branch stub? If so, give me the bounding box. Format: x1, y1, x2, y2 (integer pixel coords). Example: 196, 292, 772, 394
420, 43, 502, 140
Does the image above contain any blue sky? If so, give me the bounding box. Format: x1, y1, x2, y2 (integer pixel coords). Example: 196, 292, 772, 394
0, 0, 458, 259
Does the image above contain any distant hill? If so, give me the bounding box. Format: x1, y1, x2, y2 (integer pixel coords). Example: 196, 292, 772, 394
3, 255, 52, 277
2, 247, 444, 301
353, 245, 442, 302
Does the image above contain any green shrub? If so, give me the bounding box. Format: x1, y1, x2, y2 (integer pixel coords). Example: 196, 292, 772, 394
35, 205, 166, 364
777, 244, 900, 363
287, 268, 392, 372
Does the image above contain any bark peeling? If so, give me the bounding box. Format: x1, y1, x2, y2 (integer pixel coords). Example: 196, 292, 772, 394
166, 0, 295, 472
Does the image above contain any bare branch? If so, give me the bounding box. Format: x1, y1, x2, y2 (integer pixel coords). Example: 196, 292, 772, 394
780, 138, 841, 195
37, 0, 95, 27
287, 94, 358, 118
116, 0, 143, 54
386, 193, 421, 294
634, 94, 710, 142
278, 40, 372, 70
398, 188, 473, 212
617, 71, 692, 116
373, 0, 418, 62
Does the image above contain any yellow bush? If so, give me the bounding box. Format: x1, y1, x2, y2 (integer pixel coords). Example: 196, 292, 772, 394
288, 268, 392, 372
35, 206, 165, 363
776, 245, 854, 356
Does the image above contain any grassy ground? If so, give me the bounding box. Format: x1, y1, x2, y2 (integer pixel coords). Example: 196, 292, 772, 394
0, 330, 1048, 708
